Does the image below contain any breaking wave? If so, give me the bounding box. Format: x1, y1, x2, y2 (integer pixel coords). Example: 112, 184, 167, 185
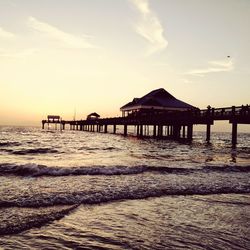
0, 163, 249, 177
4, 148, 59, 155
1, 176, 250, 208
0, 163, 249, 235
0, 205, 78, 235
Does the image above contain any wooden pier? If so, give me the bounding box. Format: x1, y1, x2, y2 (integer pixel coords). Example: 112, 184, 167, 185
42, 105, 250, 146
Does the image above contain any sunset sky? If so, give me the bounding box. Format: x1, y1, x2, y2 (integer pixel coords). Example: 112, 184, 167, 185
0, 0, 249, 130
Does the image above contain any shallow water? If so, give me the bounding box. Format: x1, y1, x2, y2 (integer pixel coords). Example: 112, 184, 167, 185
0, 126, 249, 249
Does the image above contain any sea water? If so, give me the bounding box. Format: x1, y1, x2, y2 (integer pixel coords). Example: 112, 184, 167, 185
0, 126, 249, 249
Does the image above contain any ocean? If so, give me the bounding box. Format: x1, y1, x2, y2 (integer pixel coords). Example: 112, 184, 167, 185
0, 126, 249, 249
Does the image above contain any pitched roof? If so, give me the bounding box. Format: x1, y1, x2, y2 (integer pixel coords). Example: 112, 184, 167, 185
120, 88, 195, 111
87, 112, 100, 117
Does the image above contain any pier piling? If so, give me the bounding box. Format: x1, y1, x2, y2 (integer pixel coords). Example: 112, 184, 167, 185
206, 124, 211, 142
124, 125, 128, 136
232, 122, 237, 146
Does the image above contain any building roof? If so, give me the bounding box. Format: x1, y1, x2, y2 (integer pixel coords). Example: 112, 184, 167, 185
87, 112, 100, 118
120, 88, 195, 111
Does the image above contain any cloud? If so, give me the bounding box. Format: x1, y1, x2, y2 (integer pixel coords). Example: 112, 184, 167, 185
130, 0, 168, 55
0, 27, 15, 39
181, 78, 193, 84
186, 59, 234, 77
27, 16, 97, 49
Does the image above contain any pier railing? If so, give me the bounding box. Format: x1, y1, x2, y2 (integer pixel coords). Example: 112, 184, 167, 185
93, 105, 250, 125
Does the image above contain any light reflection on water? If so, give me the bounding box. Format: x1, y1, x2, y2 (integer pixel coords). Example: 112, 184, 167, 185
0, 126, 249, 249
0, 126, 249, 167
1, 194, 249, 250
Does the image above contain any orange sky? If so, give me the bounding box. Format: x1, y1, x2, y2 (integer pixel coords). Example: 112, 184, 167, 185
0, 0, 249, 132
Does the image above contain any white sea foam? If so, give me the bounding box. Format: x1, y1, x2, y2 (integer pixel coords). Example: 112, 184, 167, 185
1, 167, 249, 208
0, 163, 249, 177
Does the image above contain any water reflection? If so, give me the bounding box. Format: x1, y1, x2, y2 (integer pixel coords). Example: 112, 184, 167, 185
230, 149, 237, 163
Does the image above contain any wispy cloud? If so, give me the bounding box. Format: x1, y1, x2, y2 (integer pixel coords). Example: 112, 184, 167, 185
0, 27, 15, 39
129, 0, 168, 55
186, 59, 234, 77
27, 16, 97, 49
181, 78, 193, 84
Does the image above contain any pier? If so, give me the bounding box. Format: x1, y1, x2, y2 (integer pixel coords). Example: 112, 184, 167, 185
42, 105, 250, 146
42, 89, 250, 146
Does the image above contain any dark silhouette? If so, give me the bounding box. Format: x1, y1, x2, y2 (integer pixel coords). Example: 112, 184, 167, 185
87, 112, 100, 120
42, 89, 250, 146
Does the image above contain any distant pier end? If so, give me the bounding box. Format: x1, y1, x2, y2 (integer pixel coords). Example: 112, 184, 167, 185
42, 115, 65, 130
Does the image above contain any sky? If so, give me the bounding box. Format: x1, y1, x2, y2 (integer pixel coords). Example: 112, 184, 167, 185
0, 0, 249, 131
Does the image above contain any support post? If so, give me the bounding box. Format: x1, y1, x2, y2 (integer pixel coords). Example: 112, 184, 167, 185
104, 125, 108, 133
170, 126, 173, 137
173, 125, 180, 139
187, 124, 193, 141
182, 126, 185, 138
153, 125, 157, 137
206, 124, 211, 142
158, 125, 163, 138
124, 125, 127, 136
113, 125, 116, 134
139, 125, 143, 137
232, 122, 237, 146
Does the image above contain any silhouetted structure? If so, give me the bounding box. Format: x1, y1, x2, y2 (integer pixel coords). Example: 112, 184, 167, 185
42, 115, 61, 129
47, 115, 60, 122
42, 89, 250, 146
87, 112, 100, 120
120, 88, 196, 117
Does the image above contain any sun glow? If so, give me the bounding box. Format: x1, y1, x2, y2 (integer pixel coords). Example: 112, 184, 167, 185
0, 1, 249, 131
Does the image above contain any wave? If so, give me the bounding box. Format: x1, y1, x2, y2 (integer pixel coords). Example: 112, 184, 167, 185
78, 146, 120, 151
0, 163, 249, 235
0, 163, 250, 177
7, 148, 59, 155
0, 163, 146, 176
1, 192, 250, 236
0, 141, 21, 147
1, 178, 249, 208
0, 205, 78, 235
